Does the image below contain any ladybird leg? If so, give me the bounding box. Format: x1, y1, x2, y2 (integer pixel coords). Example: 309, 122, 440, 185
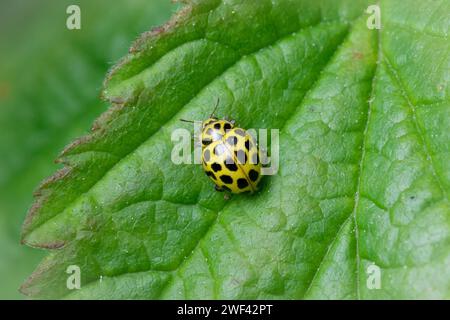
215, 185, 224, 192
224, 193, 231, 201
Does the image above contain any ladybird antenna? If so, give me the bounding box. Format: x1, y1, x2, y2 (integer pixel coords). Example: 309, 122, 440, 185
180, 119, 202, 124
210, 98, 220, 118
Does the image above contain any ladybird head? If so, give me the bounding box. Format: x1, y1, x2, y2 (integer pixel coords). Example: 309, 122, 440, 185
201, 118, 234, 147
201, 117, 218, 128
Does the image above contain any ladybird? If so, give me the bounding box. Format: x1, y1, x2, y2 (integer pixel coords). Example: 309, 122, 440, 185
181, 100, 262, 194
201, 125, 262, 193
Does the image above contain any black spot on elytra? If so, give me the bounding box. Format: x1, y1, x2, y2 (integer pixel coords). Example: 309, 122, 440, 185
205, 171, 216, 180
225, 162, 238, 171
245, 139, 253, 151
226, 136, 238, 146
220, 175, 233, 184
224, 123, 232, 131
235, 129, 246, 137
203, 149, 211, 162
211, 163, 222, 172
237, 178, 249, 189
235, 150, 247, 164
249, 169, 259, 182
214, 123, 221, 130
202, 137, 212, 146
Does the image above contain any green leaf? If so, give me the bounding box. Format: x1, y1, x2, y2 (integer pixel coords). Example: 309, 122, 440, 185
20, 0, 450, 299
0, 0, 174, 299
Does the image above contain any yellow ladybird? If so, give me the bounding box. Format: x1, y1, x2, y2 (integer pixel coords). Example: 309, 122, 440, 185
201, 121, 262, 194
181, 100, 263, 194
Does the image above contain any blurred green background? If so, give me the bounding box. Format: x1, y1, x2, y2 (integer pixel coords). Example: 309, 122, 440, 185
0, 0, 176, 299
